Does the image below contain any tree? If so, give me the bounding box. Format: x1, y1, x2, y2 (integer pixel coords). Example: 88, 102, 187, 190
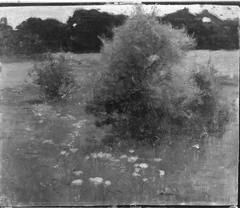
0, 17, 15, 56
39, 19, 70, 52
160, 8, 239, 50
15, 17, 70, 54
67, 9, 127, 52
15, 18, 46, 54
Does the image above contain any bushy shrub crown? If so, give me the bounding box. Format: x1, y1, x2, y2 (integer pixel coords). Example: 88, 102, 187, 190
86, 7, 231, 145
29, 53, 76, 101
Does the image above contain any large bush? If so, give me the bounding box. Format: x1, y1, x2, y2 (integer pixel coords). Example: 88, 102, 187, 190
85, 7, 231, 146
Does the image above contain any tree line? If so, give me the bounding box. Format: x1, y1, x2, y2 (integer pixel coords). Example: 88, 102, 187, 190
0, 8, 239, 56
160, 8, 239, 50
0, 9, 126, 56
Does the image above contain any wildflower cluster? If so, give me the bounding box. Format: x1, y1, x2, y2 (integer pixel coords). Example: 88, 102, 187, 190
89, 177, 111, 187
71, 169, 112, 189
85, 152, 112, 161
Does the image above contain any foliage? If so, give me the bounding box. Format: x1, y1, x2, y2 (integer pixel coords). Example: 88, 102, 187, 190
187, 64, 232, 137
1, 7, 238, 57
86, 7, 192, 143
3, 10, 126, 56
15, 18, 69, 54
85, 7, 231, 146
160, 8, 239, 50
67, 9, 127, 52
0, 22, 16, 56
29, 53, 77, 101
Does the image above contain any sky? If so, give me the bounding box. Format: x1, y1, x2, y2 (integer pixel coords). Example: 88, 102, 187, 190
0, 4, 239, 29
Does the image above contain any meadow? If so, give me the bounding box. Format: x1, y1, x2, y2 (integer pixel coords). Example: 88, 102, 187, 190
0, 50, 238, 205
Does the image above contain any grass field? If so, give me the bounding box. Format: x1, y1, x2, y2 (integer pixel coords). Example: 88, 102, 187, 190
0, 50, 239, 205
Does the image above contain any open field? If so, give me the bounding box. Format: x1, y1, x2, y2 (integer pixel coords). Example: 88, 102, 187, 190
0, 50, 239, 205
186, 50, 239, 77
0, 50, 238, 88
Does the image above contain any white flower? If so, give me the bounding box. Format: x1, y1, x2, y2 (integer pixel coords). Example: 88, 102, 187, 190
154, 158, 162, 162
89, 177, 104, 186
60, 150, 67, 155
71, 179, 83, 186
128, 156, 138, 163
193, 144, 200, 149
104, 180, 111, 187
148, 55, 159, 62
70, 148, 78, 153
97, 152, 112, 159
133, 163, 140, 168
109, 157, 121, 163
73, 170, 83, 176
97, 152, 104, 158
102, 153, 112, 159
73, 119, 87, 127
133, 45, 141, 51
85, 155, 90, 161
159, 170, 165, 177
119, 155, 128, 159
65, 152, 70, 157
135, 167, 141, 173
60, 116, 68, 119
67, 143, 73, 147
91, 153, 97, 158
72, 130, 80, 136
132, 172, 140, 177
142, 178, 148, 182
42, 140, 53, 144
73, 121, 83, 128
68, 115, 75, 120
139, 163, 148, 169
129, 149, 135, 153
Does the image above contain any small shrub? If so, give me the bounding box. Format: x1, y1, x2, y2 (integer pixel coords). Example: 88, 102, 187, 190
188, 64, 232, 137
29, 53, 76, 101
